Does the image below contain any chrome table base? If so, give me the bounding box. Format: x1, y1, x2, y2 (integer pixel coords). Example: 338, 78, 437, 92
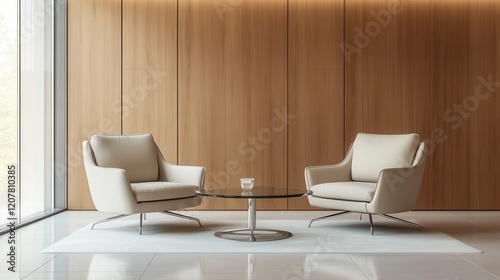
214, 198, 292, 242
215, 228, 290, 242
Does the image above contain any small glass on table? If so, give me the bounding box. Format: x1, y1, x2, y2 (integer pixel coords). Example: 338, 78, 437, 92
240, 178, 254, 193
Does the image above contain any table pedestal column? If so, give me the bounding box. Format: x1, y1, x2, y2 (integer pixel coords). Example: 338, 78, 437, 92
214, 198, 291, 242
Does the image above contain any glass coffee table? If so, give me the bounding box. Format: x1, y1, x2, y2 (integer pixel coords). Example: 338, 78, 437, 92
196, 187, 311, 242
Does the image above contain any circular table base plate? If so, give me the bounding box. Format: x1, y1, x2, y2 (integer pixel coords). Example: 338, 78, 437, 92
214, 228, 291, 242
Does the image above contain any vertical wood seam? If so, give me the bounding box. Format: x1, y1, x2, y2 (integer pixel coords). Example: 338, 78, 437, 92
343, 0, 346, 154
121, 0, 123, 135
285, 0, 290, 210
176, 0, 179, 165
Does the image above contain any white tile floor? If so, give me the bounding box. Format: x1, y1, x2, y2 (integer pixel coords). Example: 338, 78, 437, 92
1, 210, 500, 280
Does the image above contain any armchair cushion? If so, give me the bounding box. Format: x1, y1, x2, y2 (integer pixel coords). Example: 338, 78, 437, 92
90, 134, 159, 183
130, 182, 199, 202
351, 133, 420, 182
311, 182, 376, 202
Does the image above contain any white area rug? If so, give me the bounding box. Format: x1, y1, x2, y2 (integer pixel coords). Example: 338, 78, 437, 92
42, 219, 481, 254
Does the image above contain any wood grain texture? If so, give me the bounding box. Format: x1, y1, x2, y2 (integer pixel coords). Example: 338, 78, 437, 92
67, 0, 500, 210
179, 0, 288, 210
178, 0, 227, 210
444, 0, 500, 209
429, 0, 470, 210
67, 0, 122, 210
122, 69, 177, 162
396, 0, 434, 209
122, 0, 177, 163
345, 0, 500, 210
288, 0, 345, 210
467, 0, 494, 209
345, 0, 432, 139
345, 0, 436, 209
494, 0, 500, 210
223, 0, 287, 210
422, 0, 500, 209
123, 0, 177, 70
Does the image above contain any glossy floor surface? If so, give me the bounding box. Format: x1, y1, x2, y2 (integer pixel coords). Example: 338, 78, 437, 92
1, 211, 499, 280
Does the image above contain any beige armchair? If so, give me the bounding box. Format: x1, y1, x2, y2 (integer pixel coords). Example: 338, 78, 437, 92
82, 133, 205, 234
305, 133, 426, 234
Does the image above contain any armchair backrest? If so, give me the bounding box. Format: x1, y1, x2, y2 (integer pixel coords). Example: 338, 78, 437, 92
351, 133, 421, 182
89, 134, 159, 183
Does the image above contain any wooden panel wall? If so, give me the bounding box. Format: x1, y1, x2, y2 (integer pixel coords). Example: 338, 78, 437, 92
223, 0, 287, 210
467, 0, 500, 209
178, 0, 227, 210
430, 0, 470, 209
432, 0, 500, 209
178, 0, 287, 210
68, 0, 500, 210
67, 0, 122, 209
345, 0, 434, 209
345, 0, 500, 210
288, 0, 345, 209
122, 0, 178, 162
345, 0, 433, 138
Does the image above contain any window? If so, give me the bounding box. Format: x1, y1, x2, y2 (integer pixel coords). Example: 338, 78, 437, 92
1, 0, 66, 233
0, 0, 19, 228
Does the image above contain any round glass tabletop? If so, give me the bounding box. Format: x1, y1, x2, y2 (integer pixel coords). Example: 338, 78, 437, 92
196, 187, 311, 199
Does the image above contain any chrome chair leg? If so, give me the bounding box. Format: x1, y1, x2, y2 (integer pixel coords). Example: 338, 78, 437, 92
140, 213, 143, 235
308, 211, 419, 235
369, 214, 374, 235
160, 211, 202, 227
380, 214, 420, 231
91, 214, 131, 230
308, 211, 352, 227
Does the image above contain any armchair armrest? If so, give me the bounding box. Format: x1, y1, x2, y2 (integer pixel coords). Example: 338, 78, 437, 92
304, 145, 353, 190
156, 147, 205, 189
161, 162, 206, 189
368, 143, 427, 214
82, 141, 140, 214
